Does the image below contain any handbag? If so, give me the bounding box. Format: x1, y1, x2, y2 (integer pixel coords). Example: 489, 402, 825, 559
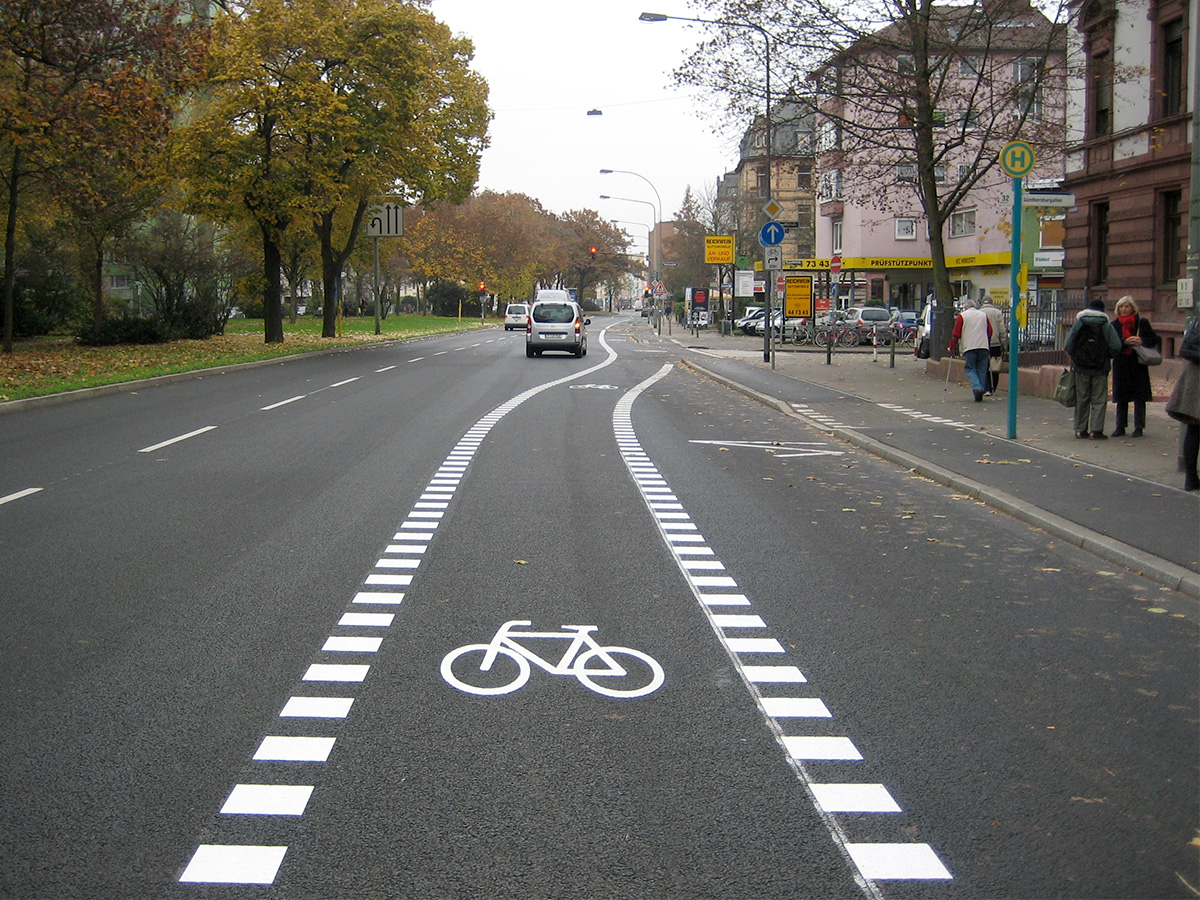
1053, 367, 1075, 407
1133, 344, 1162, 366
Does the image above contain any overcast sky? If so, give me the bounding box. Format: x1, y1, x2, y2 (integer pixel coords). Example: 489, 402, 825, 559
429, 0, 741, 234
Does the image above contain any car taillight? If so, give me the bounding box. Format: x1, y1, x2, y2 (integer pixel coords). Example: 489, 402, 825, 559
526, 317, 531, 333
574, 320, 582, 334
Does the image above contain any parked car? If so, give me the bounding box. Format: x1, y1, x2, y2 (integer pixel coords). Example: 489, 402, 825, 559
892, 309, 919, 328
526, 299, 590, 357
735, 308, 766, 334
503, 303, 529, 331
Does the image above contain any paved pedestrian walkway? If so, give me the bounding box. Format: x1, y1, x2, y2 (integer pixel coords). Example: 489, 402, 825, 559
636, 319, 1198, 599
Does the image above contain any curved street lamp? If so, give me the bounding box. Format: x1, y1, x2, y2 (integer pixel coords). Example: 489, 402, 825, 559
640, 11, 773, 362
599, 169, 663, 282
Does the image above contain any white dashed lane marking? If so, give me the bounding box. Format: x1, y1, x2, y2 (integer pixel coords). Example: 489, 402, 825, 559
178, 339, 622, 885
615, 364, 952, 889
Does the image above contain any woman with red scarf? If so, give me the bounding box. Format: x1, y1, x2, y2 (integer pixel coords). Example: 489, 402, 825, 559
1109, 296, 1160, 437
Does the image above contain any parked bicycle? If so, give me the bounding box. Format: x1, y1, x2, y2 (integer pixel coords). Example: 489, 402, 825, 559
441, 620, 665, 698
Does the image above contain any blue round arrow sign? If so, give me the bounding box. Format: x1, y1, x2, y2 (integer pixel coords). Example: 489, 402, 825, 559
758, 221, 785, 247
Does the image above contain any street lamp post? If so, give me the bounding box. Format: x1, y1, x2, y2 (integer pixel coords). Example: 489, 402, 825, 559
640, 11, 772, 363
599, 169, 664, 286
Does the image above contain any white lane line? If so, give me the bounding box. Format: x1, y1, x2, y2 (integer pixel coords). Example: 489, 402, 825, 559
221, 784, 313, 816
615, 364, 950, 892
180, 845, 287, 884
329, 377, 361, 388
409, 356, 425, 362
376, 365, 397, 373
261, 395, 306, 411
279, 697, 354, 718
138, 425, 217, 453
0, 487, 42, 506
180, 328, 629, 886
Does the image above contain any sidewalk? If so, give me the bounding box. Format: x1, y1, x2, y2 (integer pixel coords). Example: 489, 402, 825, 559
648, 321, 1199, 599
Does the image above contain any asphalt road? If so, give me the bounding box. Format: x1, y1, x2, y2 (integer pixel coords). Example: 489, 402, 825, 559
0, 315, 1195, 899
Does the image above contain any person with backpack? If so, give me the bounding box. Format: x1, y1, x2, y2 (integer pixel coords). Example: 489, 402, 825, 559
1064, 298, 1123, 439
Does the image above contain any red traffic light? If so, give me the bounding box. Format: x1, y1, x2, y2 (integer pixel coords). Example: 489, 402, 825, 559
478, 282, 486, 291
589, 246, 597, 258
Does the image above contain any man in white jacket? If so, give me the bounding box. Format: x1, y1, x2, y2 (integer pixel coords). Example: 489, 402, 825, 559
948, 297, 992, 402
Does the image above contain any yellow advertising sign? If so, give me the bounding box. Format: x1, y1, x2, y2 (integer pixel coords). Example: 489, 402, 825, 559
785, 276, 813, 318
705, 235, 735, 265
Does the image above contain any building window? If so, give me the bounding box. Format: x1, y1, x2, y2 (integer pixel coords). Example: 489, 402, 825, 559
1092, 201, 1109, 284
1163, 189, 1184, 283
896, 162, 917, 183
934, 165, 946, 184
1161, 18, 1185, 118
754, 166, 768, 198
1090, 49, 1112, 136
1013, 58, 1043, 122
896, 218, 918, 240
956, 109, 980, 131
819, 169, 843, 201
797, 161, 812, 190
950, 208, 976, 237
832, 219, 843, 254
958, 56, 980, 77
897, 54, 915, 75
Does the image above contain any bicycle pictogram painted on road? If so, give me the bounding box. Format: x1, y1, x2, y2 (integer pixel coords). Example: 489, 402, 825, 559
440, 620, 665, 698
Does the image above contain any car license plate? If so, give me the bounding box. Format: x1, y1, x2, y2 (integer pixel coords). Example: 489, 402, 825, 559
544, 333, 565, 340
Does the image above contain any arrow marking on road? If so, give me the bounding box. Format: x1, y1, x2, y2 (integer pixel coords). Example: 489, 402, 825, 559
689, 439, 845, 458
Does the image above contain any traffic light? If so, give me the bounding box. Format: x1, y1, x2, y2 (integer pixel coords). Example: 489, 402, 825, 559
478, 281, 486, 292
589, 246, 597, 259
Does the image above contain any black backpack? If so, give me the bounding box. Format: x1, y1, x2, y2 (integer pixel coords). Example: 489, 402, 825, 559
1072, 320, 1109, 369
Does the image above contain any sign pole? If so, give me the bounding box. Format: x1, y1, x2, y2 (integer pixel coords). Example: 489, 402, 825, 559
999, 141, 1035, 439
1007, 176, 1022, 439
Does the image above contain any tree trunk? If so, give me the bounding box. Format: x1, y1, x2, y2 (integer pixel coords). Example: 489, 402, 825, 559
261, 226, 284, 343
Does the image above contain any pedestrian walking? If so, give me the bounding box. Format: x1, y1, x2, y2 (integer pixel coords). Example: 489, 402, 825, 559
948, 297, 992, 402
1165, 317, 1200, 491
980, 295, 1007, 395
1064, 298, 1122, 439
1109, 296, 1161, 437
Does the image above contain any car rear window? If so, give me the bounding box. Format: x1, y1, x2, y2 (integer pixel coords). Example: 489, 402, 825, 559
507, 305, 527, 316
533, 303, 576, 324
861, 308, 890, 322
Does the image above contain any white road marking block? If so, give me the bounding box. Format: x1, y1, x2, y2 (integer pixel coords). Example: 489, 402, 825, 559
221, 784, 313, 815
713, 614, 767, 628
810, 783, 901, 813
279, 697, 353, 718
303, 664, 369, 682
783, 736, 862, 760
761, 697, 831, 717
253, 736, 335, 762
338, 613, 394, 627
725, 637, 785, 653
180, 845, 287, 884
321, 636, 382, 653
352, 591, 404, 604
845, 843, 952, 879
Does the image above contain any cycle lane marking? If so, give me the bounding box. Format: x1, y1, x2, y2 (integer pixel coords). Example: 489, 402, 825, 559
614, 364, 952, 891
179, 330, 623, 886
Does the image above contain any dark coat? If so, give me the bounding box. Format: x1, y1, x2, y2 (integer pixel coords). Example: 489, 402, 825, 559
1111, 315, 1160, 403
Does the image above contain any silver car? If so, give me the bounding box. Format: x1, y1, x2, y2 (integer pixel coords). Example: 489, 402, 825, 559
526, 299, 589, 357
